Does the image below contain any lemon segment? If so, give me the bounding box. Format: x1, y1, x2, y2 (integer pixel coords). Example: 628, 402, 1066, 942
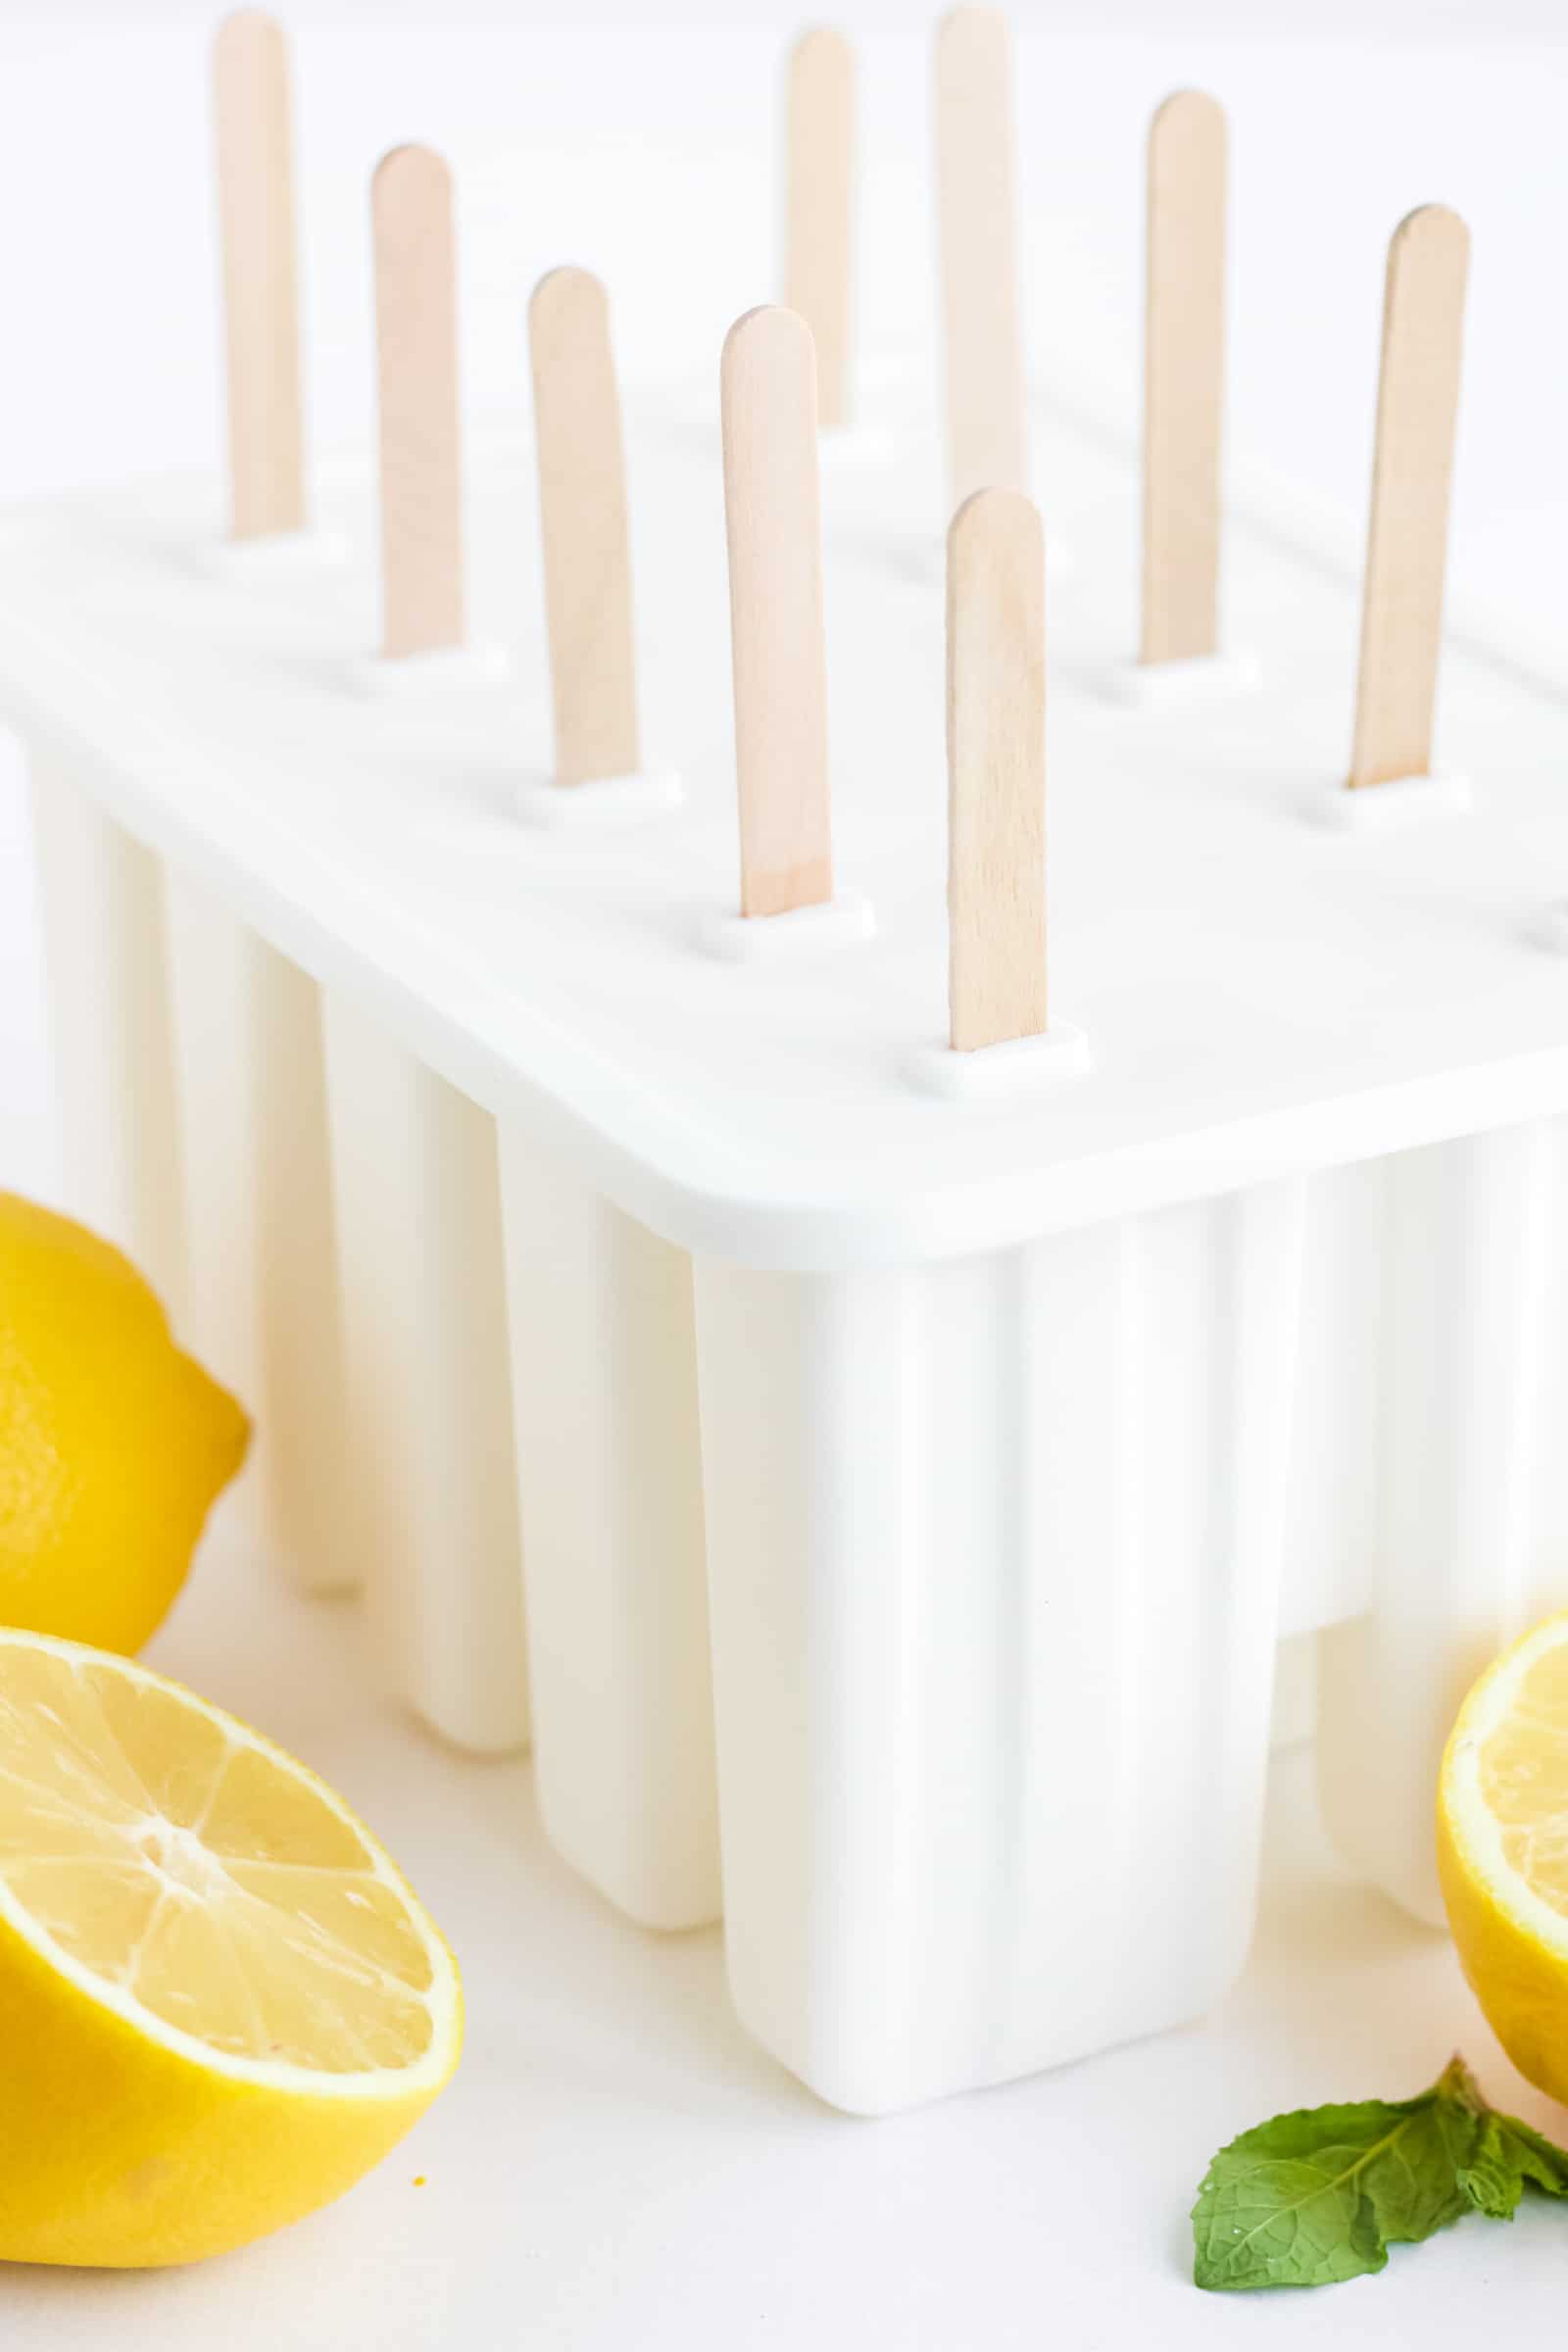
0, 1192, 250, 1653
0, 1631, 462, 2269
1438, 1610, 1568, 2108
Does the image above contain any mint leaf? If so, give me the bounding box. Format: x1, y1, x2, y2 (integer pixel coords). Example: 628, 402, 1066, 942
1193, 2055, 1568, 2291
1458, 2110, 1568, 2219
1192, 2088, 1466, 2288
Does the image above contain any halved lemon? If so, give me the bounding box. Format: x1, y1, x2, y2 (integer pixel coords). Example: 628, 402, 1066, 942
0, 1630, 462, 2269
1439, 1609, 1568, 2108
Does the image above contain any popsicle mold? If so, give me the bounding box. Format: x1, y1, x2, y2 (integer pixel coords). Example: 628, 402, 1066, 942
10, 367, 1568, 2116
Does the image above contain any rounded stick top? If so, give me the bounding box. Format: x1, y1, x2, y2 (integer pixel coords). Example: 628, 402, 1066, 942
1142, 88, 1228, 665
784, 28, 856, 431
370, 144, 465, 661
528, 268, 640, 786
720, 306, 832, 921
213, 8, 303, 540
934, 7, 1028, 512
947, 486, 1048, 1054
1348, 203, 1470, 792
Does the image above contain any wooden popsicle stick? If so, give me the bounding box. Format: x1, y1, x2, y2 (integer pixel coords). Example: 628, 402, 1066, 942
371, 145, 466, 661
935, 7, 1028, 514
213, 10, 304, 539
947, 488, 1046, 1052
529, 270, 640, 785
1348, 205, 1470, 790
1141, 91, 1227, 665
784, 28, 855, 432
721, 306, 833, 920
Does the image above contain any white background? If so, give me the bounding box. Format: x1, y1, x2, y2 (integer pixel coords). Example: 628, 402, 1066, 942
4, 4, 1568, 2343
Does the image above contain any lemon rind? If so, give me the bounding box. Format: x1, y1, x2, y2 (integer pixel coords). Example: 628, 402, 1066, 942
1442, 1610, 1568, 1961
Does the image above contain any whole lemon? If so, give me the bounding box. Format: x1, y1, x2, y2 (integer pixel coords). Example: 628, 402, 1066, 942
0, 1193, 249, 1651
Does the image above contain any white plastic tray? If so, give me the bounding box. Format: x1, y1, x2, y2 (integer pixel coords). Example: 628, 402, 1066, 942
12, 384, 1568, 2110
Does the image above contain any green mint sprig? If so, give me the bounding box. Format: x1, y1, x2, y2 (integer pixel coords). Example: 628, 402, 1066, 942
1192, 2055, 1568, 2290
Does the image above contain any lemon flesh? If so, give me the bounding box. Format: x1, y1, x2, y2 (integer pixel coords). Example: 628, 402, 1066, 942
1439, 1610, 1568, 2107
0, 1631, 462, 2268
0, 1192, 250, 1652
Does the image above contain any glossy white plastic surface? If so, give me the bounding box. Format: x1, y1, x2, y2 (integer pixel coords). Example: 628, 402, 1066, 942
499, 1137, 718, 1929
227, 934, 357, 1594
28, 748, 184, 1311
1102, 650, 1260, 709
12, 388, 1568, 2108
9, 427, 1568, 1271
323, 997, 530, 1751
1313, 1123, 1566, 1923
30, 756, 355, 1592
694, 1180, 1305, 2112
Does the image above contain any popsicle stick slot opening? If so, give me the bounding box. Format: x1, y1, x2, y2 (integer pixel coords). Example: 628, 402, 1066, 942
1347, 204, 1470, 794
1142, 90, 1227, 666
371, 144, 466, 662
935, 7, 1028, 514
947, 488, 1047, 1054
721, 305, 833, 920
784, 28, 855, 432
213, 10, 305, 540
529, 269, 641, 787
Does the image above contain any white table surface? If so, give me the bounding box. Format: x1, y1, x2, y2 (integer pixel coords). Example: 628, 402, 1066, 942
4, 7, 1568, 2342
9, 1529, 1568, 2349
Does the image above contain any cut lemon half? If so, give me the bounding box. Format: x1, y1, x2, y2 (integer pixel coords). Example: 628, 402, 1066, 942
1439, 1609, 1568, 2108
0, 1630, 462, 2269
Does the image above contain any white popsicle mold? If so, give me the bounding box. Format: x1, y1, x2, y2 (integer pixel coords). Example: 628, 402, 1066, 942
513, 767, 684, 827
28, 745, 185, 1314
694, 1177, 1304, 2111
230, 936, 357, 1595
1103, 651, 1260, 710
161, 877, 264, 1544
196, 527, 348, 580
499, 1140, 717, 1928
1318, 770, 1472, 832
322, 998, 530, 1751
10, 380, 1568, 2112
344, 641, 511, 698
1315, 1123, 1562, 1924
698, 887, 874, 960
29, 752, 352, 1592
162, 880, 259, 1405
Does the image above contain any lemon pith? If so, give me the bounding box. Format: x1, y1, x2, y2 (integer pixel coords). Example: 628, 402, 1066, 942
1438, 1609, 1568, 2109
0, 1192, 250, 1652
0, 1631, 462, 2269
